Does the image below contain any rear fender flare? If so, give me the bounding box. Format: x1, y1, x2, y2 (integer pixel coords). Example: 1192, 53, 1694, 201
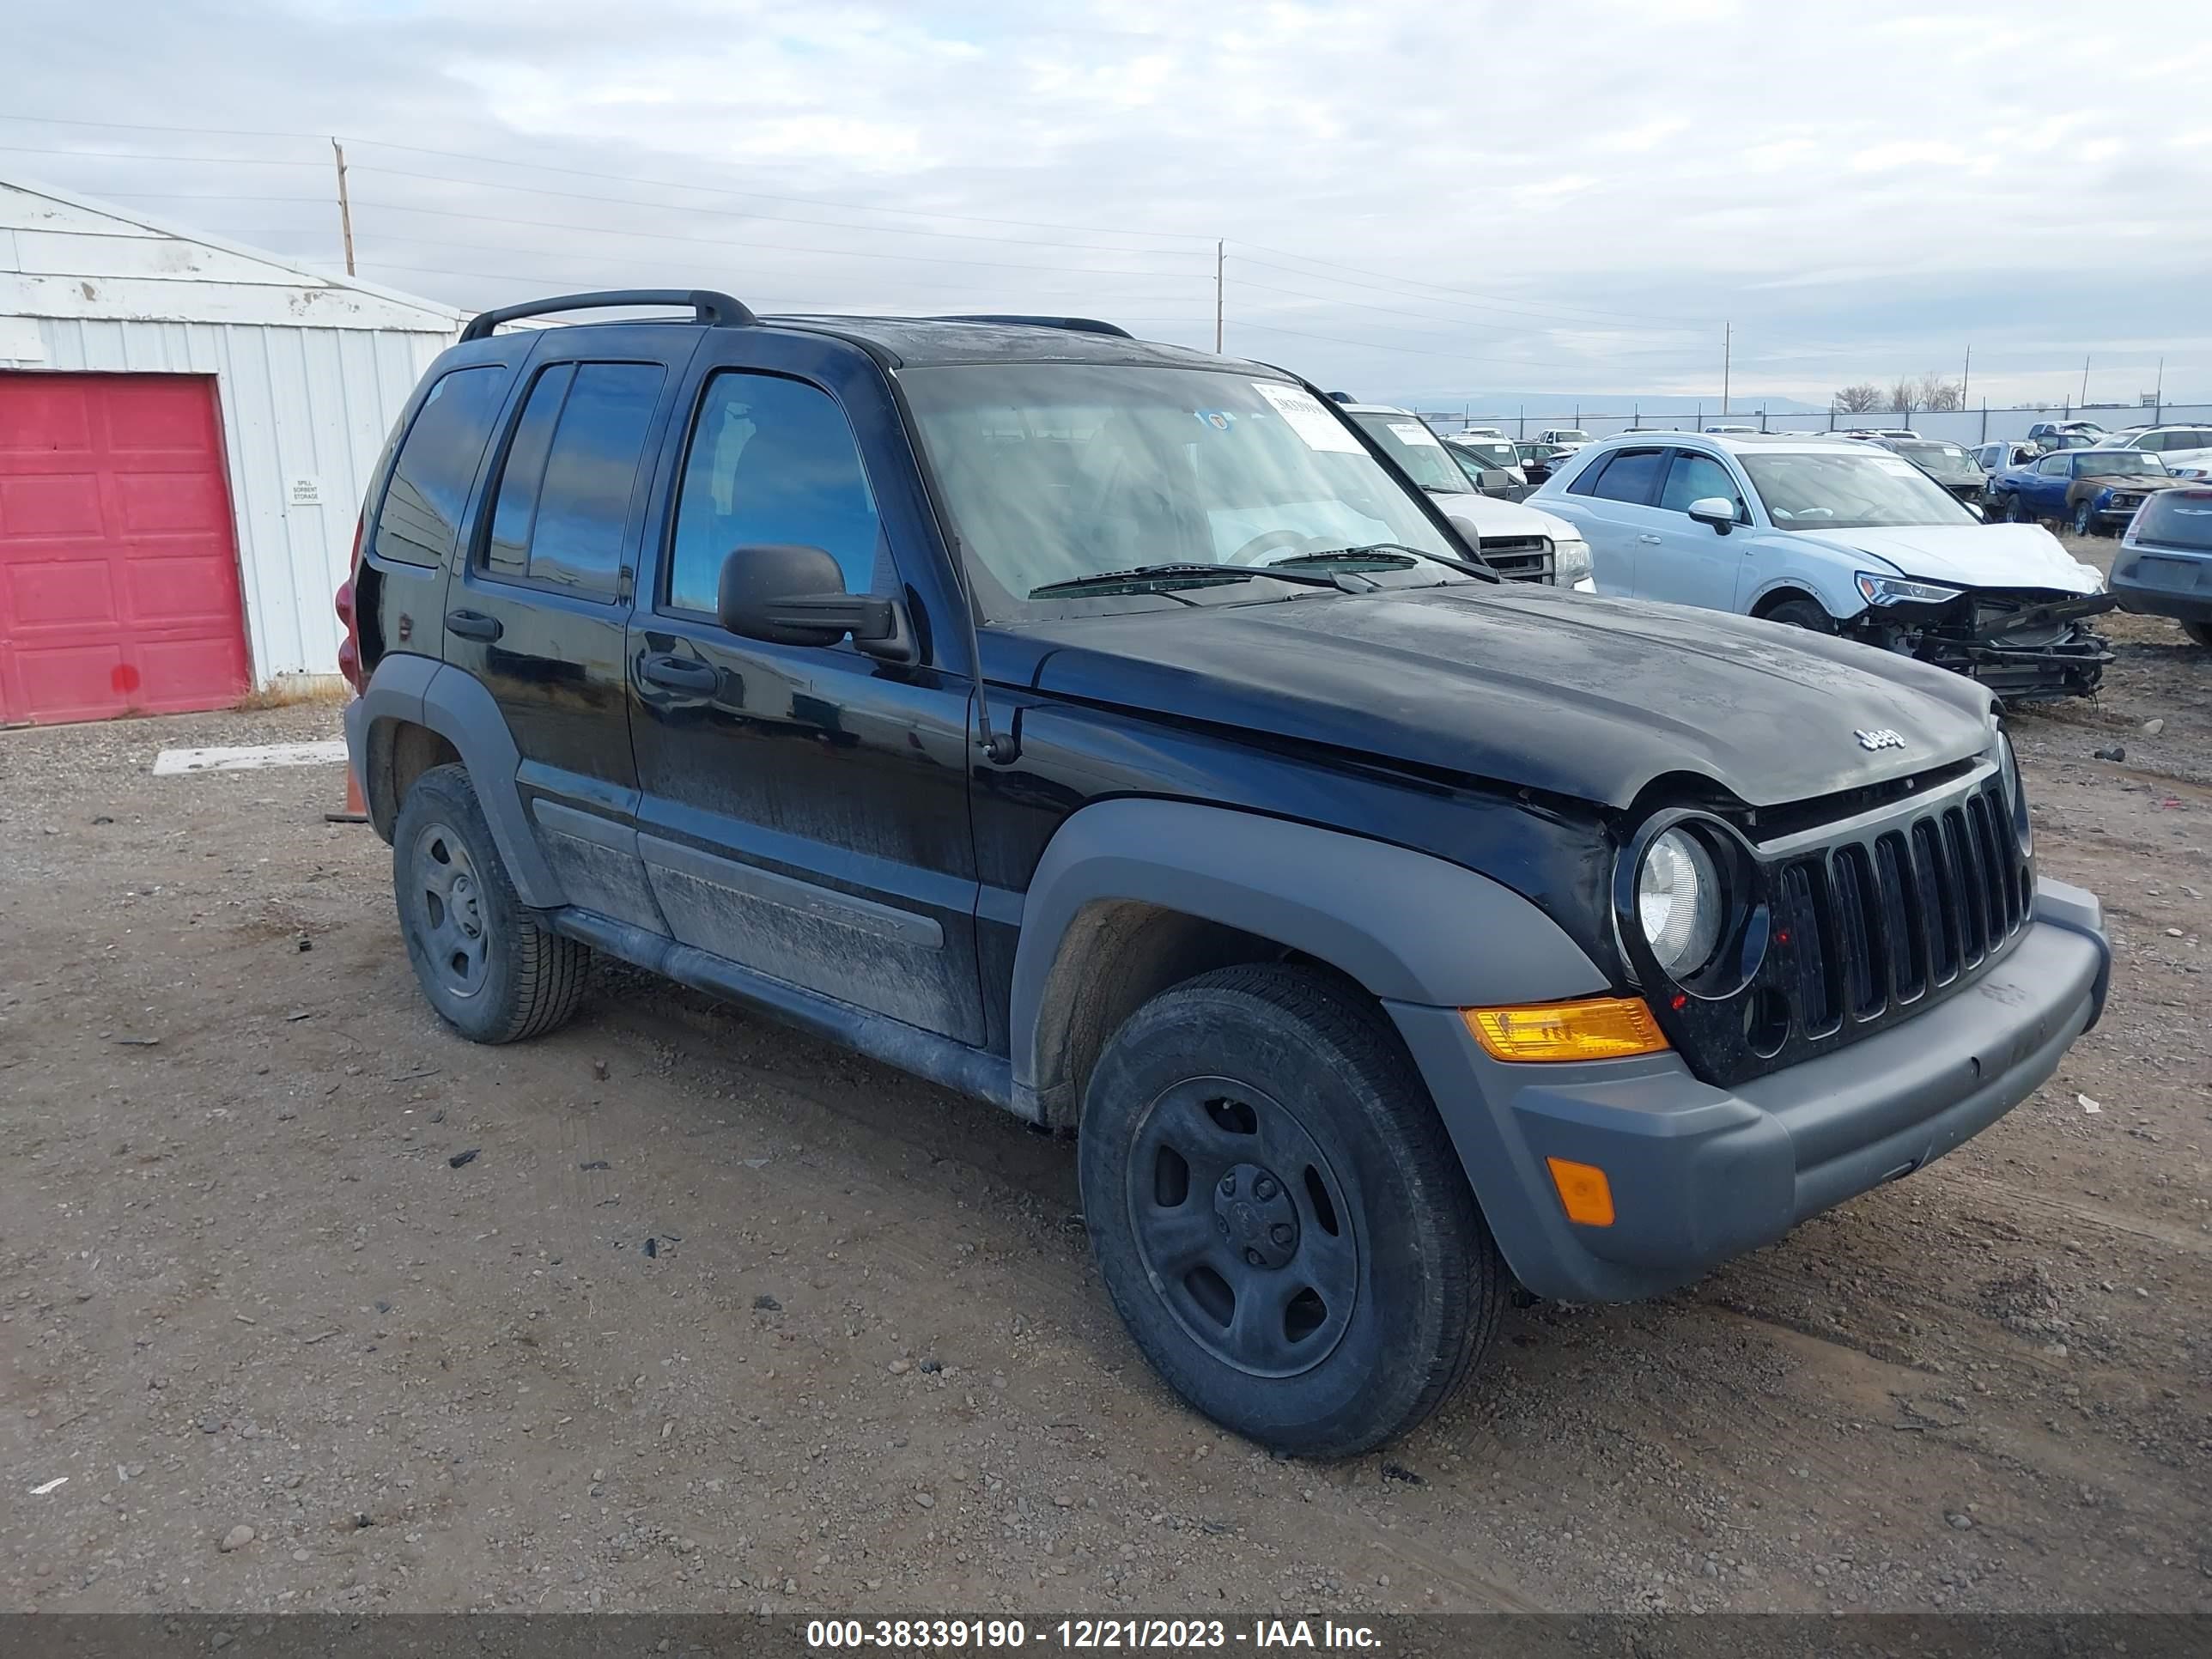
352, 654, 564, 908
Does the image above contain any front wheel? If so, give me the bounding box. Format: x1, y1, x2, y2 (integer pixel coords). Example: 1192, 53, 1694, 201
2072, 500, 2097, 537
2007, 492, 2028, 524
1764, 597, 1837, 633
2183, 621, 2212, 651
1079, 964, 1505, 1458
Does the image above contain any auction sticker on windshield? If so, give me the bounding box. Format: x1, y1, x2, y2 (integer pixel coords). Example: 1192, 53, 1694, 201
1253, 381, 1364, 452
1870, 456, 1920, 476
1388, 421, 1443, 447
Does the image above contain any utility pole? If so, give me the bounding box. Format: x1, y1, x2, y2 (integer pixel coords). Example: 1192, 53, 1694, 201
1213, 240, 1224, 354
2079, 353, 2091, 407
331, 138, 356, 276
1961, 343, 1971, 407
2155, 355, 2165, 416
1721, 320, 1731, 416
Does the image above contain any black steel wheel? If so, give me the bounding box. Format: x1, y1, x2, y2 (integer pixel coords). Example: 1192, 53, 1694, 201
1124, 1076, 1360, 1379
392, 764, 590, 1044
1079, 964, 1505, 1457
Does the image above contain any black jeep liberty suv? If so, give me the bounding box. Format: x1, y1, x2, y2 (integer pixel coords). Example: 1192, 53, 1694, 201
340, 291, 2110, 1456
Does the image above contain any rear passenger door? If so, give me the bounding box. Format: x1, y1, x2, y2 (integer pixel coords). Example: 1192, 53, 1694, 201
1563, 447, 1668, 596
441, 329, 700, 928
625, 333, 985, 1045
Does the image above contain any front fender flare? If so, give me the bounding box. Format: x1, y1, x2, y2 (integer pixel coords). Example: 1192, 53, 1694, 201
1007, 797, 1607, 1110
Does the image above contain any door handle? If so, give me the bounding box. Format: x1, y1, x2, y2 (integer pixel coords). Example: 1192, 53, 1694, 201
445, 609, 502, 642
641, 653, 720, 694
1638, 533, 1662, 544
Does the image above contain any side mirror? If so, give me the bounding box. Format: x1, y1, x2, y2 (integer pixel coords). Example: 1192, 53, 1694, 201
1687, 496, 1738, 534
718, 544, 912, 661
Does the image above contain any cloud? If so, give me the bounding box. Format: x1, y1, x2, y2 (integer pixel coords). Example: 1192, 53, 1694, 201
6, 0, 2209, 408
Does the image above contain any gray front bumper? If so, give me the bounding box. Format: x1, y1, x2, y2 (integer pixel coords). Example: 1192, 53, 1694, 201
1389, 878, 2109, 1304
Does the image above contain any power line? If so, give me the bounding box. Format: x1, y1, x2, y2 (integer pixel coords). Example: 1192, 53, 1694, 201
1229, 239, 1718, 328
348, 197, 1205, 279
1228, 318, 1655, 377
348, 161, 1213, 256
0, 142, 325, 168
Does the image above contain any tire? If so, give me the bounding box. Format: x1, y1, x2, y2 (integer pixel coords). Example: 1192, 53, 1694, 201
392, 763, 590, 1043
1078, 963, 1505, 1458
1763, 597, 1836, 634
2006, 493, 2028, 525
2184, 621, 2212, 651
2072, 500, 2096, 537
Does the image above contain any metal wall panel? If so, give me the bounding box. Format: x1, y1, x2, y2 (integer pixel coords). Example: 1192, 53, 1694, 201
10, 317, 450, 682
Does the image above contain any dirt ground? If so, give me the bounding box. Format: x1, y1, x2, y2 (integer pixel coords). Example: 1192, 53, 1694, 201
3, 533, 2207, 1617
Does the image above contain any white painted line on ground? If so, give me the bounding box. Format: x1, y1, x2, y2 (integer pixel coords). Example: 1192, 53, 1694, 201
153, 740, 349, 776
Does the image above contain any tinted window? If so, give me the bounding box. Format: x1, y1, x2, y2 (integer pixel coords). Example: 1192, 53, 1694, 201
2133, 491, 2212, 550
2037, 456, 2069, 475
482, 362, 664, 599
1659, 451, 1743, 515
1584, 448, 1665, 504
374, 364, 511, 567
667, 371, 884, 617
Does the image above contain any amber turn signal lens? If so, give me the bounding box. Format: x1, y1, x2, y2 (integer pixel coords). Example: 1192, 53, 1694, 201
1545, 1157, 1616, 1227
1462, 996, 1668, 1062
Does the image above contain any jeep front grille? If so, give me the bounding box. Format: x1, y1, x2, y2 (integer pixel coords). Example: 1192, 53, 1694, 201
1478, 534, 1554, 584
1772, 774, 2027, 1042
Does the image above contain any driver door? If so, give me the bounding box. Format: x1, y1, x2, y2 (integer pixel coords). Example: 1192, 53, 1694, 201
625, 342, 986, 1044
1638, 448, 1751, 613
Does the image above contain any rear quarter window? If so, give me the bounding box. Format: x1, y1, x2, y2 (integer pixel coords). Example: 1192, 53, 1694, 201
373, 364, 512, 568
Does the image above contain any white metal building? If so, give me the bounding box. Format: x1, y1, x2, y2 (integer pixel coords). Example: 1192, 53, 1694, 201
0, 178, 459, 724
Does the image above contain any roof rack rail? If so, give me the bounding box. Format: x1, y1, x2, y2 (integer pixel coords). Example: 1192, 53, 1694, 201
459, 289, 755, 343
930, 314, 1133, 339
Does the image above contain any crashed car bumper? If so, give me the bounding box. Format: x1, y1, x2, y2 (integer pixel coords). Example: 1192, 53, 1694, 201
1861, 589, 2117, 701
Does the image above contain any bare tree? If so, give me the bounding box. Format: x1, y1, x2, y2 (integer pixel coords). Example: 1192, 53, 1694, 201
1916, 374, 1966, 412
1890, 379, 1918, 419
1832, 383, 1884, 414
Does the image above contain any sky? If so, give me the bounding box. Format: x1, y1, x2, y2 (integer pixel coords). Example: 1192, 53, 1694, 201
9, 0, 2212, 414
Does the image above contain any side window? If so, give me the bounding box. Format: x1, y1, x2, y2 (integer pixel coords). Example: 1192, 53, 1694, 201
374, 364, 511, 568
1584, 447, 1666, 504
2139, 432, 2167, 453
482, 362, 665, 600
2037, 455, 2069, 476
665, 370, 884, 618
1658, 451, 1743, 516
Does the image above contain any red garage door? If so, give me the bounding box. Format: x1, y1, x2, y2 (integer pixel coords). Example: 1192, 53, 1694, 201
0, 372, 250, 725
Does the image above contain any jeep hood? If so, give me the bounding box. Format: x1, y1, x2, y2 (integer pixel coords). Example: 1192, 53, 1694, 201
1018, 584, 1996, 811
1801, 523, 2103, 595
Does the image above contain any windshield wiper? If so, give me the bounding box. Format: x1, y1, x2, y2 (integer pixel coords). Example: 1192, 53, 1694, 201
1270, 544, 1498, 582
1028, 562, 1350, 599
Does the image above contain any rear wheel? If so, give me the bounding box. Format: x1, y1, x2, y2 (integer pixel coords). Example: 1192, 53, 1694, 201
1763, 597, 1836, 634
2007, 492, 2028, 524
392, 763, 590, 1043
1079, 963, 1505, 1458
2184, 621, 2212, 651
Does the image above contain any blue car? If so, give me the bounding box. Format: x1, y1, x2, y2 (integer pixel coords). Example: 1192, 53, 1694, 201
1985, 447, 2179, 536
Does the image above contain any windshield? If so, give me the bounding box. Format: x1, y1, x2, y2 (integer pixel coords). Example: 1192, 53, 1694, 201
2078, 451, 2167, 476
1345, 410, 1467, 492
1452, 438, 1521, 467
1739, 450, 1980, 530
1893, 441, 1981, 480
898, 364, 1464, 617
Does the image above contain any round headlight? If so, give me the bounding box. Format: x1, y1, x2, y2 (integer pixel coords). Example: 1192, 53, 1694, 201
1638, 829, 1723, 976
1998, 732, 2030, 855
